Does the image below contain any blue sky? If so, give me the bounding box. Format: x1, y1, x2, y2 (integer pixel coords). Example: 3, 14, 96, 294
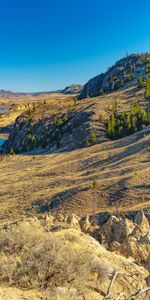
0, 0, 150, 92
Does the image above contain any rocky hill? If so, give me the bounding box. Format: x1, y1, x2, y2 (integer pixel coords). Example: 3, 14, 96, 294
78, 53, 150, 99
61, 84, 84, 94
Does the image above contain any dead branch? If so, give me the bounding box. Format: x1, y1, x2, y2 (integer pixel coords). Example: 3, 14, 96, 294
104, 271, 129, 299
128, 286, 150, 299
105, 271, 138, 299
116, 292, 126, 300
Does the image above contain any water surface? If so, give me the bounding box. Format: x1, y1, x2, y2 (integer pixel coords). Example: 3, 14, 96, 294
0, 138, 6, 147
0, 107, 8, 147
0, 108, 7, 114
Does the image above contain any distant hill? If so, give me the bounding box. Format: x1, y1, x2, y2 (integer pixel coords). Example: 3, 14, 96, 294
78, 53, 150, 99
0, 84, 83, 99
61, 84, 83, 94
0, 89, 61, 99
0, 90, 28, 99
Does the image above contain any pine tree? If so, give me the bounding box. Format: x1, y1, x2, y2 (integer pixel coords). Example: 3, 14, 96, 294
145, 77, 150, 98
99, 113, 104, 122
128, 64, 133, 81
110, 113, 115, 136
106, 119, 112, 136
53, 116, 57, 125
137, 77, 144, 88
89, 133, 96, 144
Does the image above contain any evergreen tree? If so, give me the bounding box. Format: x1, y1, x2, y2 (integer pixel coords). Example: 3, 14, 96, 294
99, 113, 104, 122
53, 116, 57, 125
145, 77, 150, 98
106, 102, 150, 139
89, 133, 96, 144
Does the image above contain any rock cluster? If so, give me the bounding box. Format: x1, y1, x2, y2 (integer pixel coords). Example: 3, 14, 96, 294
102, 210, 150, 264
41, 209, 150, 266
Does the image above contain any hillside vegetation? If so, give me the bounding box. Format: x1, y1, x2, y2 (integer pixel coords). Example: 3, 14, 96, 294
0, 53, 150, 300
0, 54, 149, 220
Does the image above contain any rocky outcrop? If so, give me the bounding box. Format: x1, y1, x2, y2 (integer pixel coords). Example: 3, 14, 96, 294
0, 215, 149, 300
66, 213, 80, 229
61, 84, 84, 95
79, 215, 91, 233
78, 54, 148, 99
134, 209, 150, 233
102, 210, 150, 264
102, 216, 135, 244
50, 210, 150, 265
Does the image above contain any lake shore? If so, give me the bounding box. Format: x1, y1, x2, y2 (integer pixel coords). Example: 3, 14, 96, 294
0, 133, 9, 139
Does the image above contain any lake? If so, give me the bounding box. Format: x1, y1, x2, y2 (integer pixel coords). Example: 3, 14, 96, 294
0, 138, 6, 147
0, 107, 8, 147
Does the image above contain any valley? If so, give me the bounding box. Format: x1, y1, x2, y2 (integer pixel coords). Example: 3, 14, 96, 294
0, 53, 150, 299
0, 55, 149, 222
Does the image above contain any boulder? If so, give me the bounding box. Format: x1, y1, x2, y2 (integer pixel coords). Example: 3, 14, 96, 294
134, 210, 150, 234
66, 214, 80, 229
110, 241, 121, 253
79, 215, 91, 233
45, 214, 54, 227
120, 236, 149, 263
103, 216, 135, 244
55, 213, 66, 222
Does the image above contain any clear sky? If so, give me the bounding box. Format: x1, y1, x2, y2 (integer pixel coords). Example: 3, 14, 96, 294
0, 0, 150, 92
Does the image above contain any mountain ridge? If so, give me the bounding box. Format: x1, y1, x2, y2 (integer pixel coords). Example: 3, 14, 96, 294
78, 53, 150, 99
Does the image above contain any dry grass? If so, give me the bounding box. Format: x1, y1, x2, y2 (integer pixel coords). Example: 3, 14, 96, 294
0, 86, 149, 223
0, 218, 115, 299
0, 217, 148, 300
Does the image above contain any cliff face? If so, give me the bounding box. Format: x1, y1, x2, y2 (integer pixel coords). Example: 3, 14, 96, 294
78, 54, 149, 99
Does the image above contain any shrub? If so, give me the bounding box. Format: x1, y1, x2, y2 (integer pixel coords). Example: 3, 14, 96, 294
9, 147, 15, 155
92, 180, 98, 189
89, 133, 96, 144
26, 108, 32, 117
85, 139, 90, 147
57, 117, 63, 126
0, 221, 91, 291
140, 195, 145, 203
137, 77, 144, 88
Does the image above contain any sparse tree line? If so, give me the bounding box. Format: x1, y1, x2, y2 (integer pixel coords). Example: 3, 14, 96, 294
104, 55, 150, 95
106, 76, 150, 139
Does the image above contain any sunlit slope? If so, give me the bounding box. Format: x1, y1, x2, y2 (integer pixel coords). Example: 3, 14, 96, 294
0, 84, 149, 222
